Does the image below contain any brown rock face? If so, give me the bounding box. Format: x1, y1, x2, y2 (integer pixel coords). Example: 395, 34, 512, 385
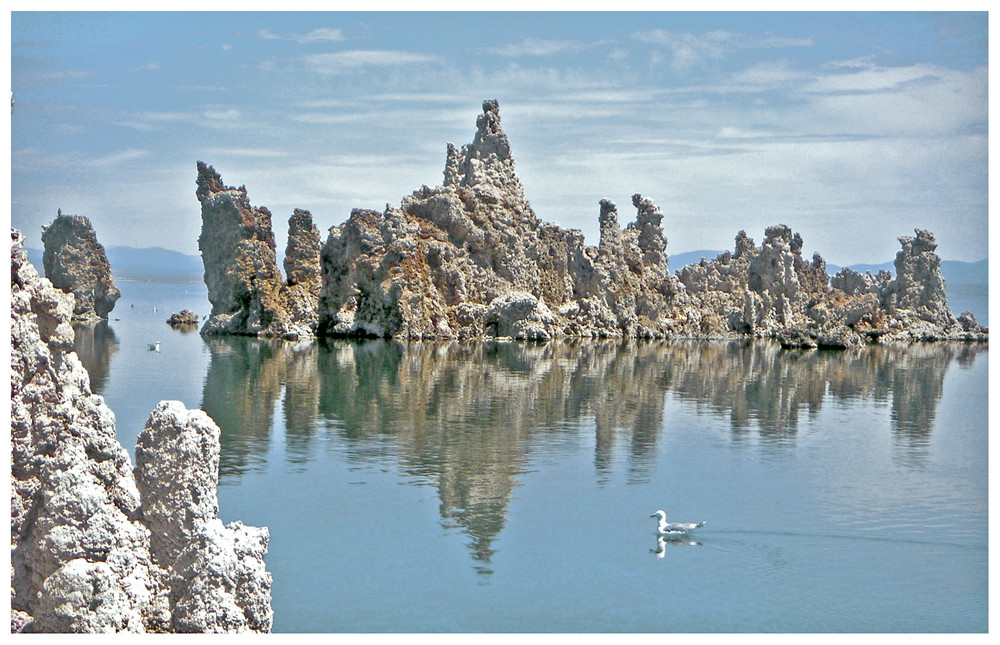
283, 209, 322, 332
11, 228, 272, 633
40, 212, 120, 320
195, 162, 318, 339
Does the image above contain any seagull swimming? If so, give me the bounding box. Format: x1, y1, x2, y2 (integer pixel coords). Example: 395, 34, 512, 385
651, 510, 705, 535
148, 341, 160, 352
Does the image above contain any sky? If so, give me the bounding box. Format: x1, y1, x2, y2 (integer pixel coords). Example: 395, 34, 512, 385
8, 9, 990, 266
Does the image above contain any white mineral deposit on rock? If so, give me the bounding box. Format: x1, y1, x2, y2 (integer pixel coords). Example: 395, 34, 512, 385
11, 228, 273, 633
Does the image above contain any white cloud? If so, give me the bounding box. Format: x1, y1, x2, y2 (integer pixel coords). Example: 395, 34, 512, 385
302, 50, 442, 75
202, 108, 241, 121
259, 27, 345, 44
202, 148, 289, 159
467, 63, 617, 95
822, 55, 878, 71
368, 93, 465, 104
726, 59, 809, 90
31, 69, 94, 80
801, 64, 987, 136
114, 106, 252, 131
806, 62, 952, 95
291, 112, 369, 125
90, 149, 149, 167
293, 27, 344, 44
633, 29, 812, 71
13, 147, 149, 169
715, 126, 774, 140
482, 37, 590, 58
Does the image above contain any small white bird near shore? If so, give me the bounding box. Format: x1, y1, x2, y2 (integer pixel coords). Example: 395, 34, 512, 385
148, 341, 160, 352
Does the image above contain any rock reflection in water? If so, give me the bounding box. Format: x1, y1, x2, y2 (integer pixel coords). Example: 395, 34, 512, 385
72, 320, 119, 393
198, 337, 984, 570
202, 338, 284, 476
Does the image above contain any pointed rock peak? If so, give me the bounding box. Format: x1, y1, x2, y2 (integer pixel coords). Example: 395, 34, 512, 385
471, 98, 511, 162
791, 232, 804, 255
763, 224, 794, 246
599, 199, 618, 225
631, 194, 662, 220
734, 230, 755, 259
289, 208, 314, 228
478, 99, 501, 132
196, 161, 229, 200
898, 228, 938, 255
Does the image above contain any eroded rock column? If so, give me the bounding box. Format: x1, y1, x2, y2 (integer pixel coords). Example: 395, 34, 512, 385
40, 212, 120, 320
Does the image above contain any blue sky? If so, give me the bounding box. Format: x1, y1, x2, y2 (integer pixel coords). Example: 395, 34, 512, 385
9, 10, 989, 265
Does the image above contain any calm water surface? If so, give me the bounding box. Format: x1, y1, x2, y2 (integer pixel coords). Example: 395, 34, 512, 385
78, 278, 988, 633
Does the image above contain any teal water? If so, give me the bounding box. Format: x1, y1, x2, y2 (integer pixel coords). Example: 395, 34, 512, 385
78, 278, 988, 633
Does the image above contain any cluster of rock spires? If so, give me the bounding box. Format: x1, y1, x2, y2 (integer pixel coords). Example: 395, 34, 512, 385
196, 166, 321, 340
40, 211, 120, 321
195, 100, 985, 347
10, 229, 272, 633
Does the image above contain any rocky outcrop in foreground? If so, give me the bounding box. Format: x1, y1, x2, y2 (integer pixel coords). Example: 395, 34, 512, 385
11, 229, 272, 633
40, 212, 120, 320
199, 100, 986, 346
196, 163, 320, 340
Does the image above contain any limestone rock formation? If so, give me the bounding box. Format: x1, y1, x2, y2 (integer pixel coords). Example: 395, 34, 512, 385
884, 229, 953, 326
199, 100, 983, 346
282, 209, 322, 333
11, 228, 272, 633
317, 100, 681, 340
674, 225, 986, 346
135, 402, 273, 633
40, 212, 120, 320
196, 162, 289, 337
196, 163, 321, 340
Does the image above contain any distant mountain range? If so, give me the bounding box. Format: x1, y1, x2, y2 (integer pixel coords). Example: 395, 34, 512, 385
25, 246, 987, 288
26, 246, 203, 282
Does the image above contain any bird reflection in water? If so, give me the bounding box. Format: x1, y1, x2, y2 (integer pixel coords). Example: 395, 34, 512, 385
651, 533, 701, 558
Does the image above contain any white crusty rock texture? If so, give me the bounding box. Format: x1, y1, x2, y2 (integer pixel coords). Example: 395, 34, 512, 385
40, 212, 120, 320
11, 229, 272, 633
135, 402, 273, 633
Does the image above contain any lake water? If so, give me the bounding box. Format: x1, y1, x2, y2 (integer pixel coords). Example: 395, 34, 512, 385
74, 277, 988, 633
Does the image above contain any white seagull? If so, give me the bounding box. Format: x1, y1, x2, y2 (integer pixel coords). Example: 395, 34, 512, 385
651, 510, 705, 535
148, 341, 160, 352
